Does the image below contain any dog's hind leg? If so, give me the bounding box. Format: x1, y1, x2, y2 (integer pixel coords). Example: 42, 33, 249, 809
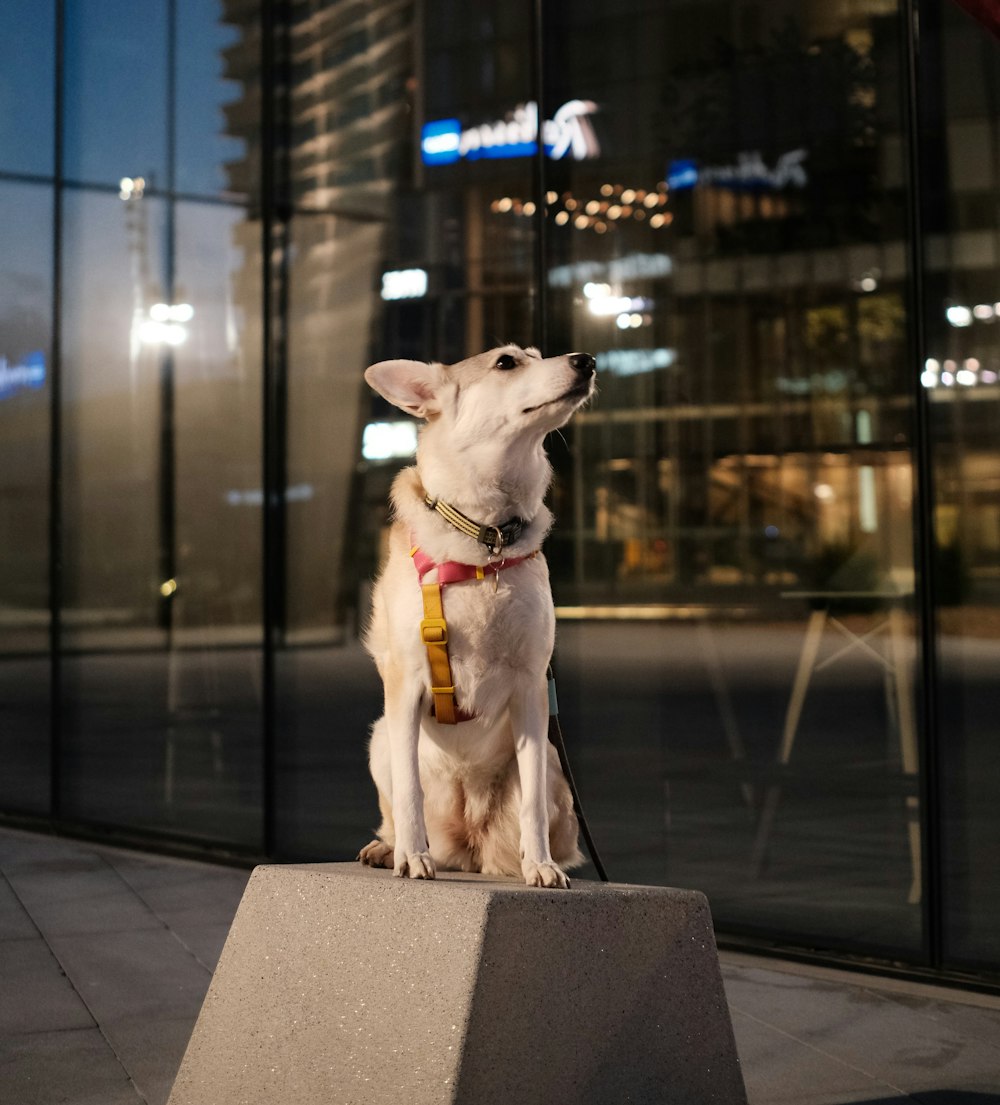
358, 788, 395, 868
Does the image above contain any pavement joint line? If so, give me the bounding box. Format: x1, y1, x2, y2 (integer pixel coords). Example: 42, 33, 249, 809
99, 851, 219, 976
2, 859, 151, 1104
727, 1002, 910, 1097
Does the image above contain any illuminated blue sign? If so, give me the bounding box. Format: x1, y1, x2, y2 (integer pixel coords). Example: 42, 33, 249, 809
421, 100, 600, 166
668, 149, 808, 191
0, 350, 46, 401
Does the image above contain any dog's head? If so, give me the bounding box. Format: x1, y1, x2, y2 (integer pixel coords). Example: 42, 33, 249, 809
364, 345, 596, 449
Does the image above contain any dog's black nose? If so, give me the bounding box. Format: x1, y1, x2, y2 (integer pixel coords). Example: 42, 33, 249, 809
569, 352, 596, 377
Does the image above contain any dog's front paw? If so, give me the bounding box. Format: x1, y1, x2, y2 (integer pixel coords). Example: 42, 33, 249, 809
358, 839, 394, 868
395, 849, 436, 880
522, 859, 570, 889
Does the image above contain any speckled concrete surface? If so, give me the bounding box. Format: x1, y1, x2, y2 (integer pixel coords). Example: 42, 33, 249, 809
167, 863, 747, 1105
5, 828, 1000, 1105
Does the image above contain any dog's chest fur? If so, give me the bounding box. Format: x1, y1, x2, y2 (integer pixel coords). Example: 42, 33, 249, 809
367, 521, 555, 729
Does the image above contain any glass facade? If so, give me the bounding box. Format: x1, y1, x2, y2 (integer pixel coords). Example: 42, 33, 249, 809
1, 0, 998, 984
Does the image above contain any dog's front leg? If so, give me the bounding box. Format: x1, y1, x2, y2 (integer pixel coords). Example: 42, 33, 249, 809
385, 675, 435, 879
510, 680, 570, 889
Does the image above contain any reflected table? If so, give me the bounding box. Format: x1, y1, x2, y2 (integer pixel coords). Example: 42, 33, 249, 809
751, 592, 921, 904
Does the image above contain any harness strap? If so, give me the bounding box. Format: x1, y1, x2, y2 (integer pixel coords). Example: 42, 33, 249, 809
411, 544, 537, 724
419, 581, 459, 725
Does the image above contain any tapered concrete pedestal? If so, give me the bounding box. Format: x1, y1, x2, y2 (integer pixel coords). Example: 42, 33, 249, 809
168, 863, 746, 1105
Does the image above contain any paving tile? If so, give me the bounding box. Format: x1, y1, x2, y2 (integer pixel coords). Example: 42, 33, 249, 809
102, 1015, 199, 1105
107, 852, 250, 926
724, 964, 1000, 1096
729, 1002, 904, 1105
0, 1026, 143, 1105
47, 925, 212, 1025
4, 853, 162, 937
0, 937, 94, 1035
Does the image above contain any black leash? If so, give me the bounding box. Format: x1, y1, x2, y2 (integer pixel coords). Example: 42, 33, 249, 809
547, 668, 610, 882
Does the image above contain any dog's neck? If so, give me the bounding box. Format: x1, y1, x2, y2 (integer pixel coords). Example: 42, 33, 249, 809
392, 453, 554, 566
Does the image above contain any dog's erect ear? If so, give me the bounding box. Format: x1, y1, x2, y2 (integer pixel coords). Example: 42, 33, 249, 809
364, 359, 446, 418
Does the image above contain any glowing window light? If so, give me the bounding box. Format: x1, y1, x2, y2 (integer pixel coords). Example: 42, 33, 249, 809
362, 421, 418, 461
380, 269, 428, 301
946, 305, 973, 327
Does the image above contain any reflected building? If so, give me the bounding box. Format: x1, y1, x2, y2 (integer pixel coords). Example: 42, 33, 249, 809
1, 0, 1000, 987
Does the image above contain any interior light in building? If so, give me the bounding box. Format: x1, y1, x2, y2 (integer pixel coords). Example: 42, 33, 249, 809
584, 200, 599, 215
522, 201, 536, 215
643, 193, 658, 208
940, 371, 955, 386
150, 302, 194, 322
584, 282, 611, 298
764, 525, 780, 539
965, 357, 980, 371
554, 211, 569, 225
943, 359, 957, 371
946, 305, 973, 327
858, 275, 877, 293
546, 191, 558, 204
596, 348, 676, 376
118, 176, 145, 201
600, 183, 613, 196
380, 269, 428, 300
497, 197, 513, 212
362, 421, 418, 461
588, 295, 633, 316
859, 466, 877, 533
982, 369, 998, 384
615, 314, 632, 330
594, 222, 607, 234
956, 369, 977, 386
138, 319, 187, 346
972, 304, 993, 319
920, 369, 938, 388
814, 483, 836, 502
574, 215, 589, 229
621, 189, 636, 204
925, 357, 940, 372
649, 213, 666, 228
159, 579, 178, 598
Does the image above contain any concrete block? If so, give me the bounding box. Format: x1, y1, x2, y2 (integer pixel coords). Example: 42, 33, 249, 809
168, 864, 747, 1105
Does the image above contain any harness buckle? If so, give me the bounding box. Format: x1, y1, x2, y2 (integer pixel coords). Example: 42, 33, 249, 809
420, 616, 448, 645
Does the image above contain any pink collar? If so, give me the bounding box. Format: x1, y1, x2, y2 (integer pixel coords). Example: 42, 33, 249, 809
410, 544, 536, 586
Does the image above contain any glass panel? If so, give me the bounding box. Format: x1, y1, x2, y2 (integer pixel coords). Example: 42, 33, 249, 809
63, 0, 168, 188
275, 0, 537, 856
0, 0, 55, 176
544, 0, 922, 953
922, 2, 1000, 970
0, 182, 53, 812
176, 0, 259, 199
59, 188, 263, 847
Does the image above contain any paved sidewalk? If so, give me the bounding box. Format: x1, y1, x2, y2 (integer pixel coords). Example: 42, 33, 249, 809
1, 826, 999, 1105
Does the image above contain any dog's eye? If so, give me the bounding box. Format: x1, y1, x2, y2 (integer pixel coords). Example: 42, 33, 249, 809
495, 354, 517, 371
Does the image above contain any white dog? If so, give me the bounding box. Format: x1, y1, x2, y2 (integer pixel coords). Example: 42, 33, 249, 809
358, 344, 596, 888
